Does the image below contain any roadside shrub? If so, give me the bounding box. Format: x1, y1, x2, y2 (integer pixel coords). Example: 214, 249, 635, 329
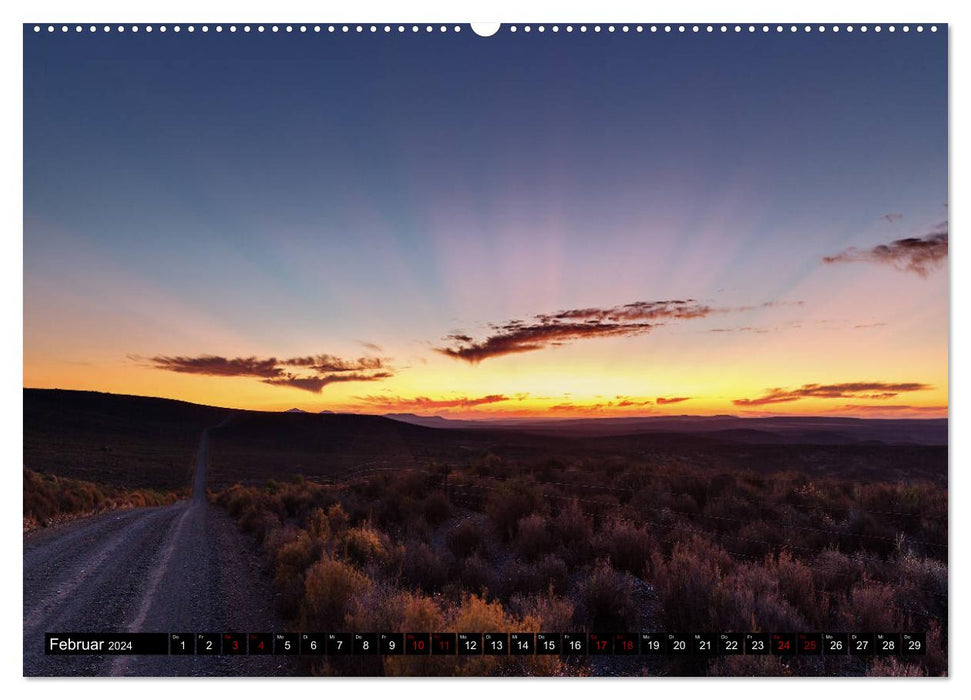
574, 560, 638, 631
23, 468, 179, 530
341, 523, 391, 568
301, 555, 372, 629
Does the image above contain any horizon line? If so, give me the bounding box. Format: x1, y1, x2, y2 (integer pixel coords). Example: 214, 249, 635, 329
23, 387, 949, 422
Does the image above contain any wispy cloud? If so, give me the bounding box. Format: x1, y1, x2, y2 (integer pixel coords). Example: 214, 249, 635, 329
357, 394, 510, 411
835, 404, 947, 414
657, 396, 691, 405
733, 382, 932, 407
437, 300, 719, 363
263, 371, 394, 393
143, 355, 284, 378
708, 326, 770, 334
140, 352, 393, 393
823, 222, 948, 276
545, 397, 657, 413
616, 397, 654, 408
283, 354, 387, 373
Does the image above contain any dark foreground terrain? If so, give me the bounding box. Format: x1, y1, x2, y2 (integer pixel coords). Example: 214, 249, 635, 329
23, 390, 948, 676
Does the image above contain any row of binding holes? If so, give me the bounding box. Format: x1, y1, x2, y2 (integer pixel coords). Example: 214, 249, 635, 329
509, 25, 936, 33
33, 24, 939, 34
33, 25, 464, 33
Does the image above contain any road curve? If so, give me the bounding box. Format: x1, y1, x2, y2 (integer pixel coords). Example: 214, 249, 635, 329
24, 427, 295, 676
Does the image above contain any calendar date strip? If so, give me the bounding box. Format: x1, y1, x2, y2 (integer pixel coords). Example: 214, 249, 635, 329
46, 632, 927, 656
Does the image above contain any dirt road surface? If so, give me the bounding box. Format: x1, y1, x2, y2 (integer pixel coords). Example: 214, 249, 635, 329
23, 428, 297, 676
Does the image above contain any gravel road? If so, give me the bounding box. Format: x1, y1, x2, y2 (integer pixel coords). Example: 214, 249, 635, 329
24, 428, 297, 676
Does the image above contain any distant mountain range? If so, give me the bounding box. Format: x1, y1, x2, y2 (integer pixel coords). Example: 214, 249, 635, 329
382, 412, 948, 446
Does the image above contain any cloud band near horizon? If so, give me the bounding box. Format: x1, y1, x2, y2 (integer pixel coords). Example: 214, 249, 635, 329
733, 381, 932, 407
139, 353, 392, 393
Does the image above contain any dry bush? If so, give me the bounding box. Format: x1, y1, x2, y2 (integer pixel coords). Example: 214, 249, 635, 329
549, 499, 594, 564
460, 552, 495, 595
447, 519, 485, 558
267, 527, 318, 609
922, 620, 947, 676
574, 560, 639, 631
381, 592, 451, 676
509, 590, 575, 630
708, 655, 793, 676
514, 514, 551, 561
703, 495, 760, 529
23, 468, 179, 530
301, 555, 372, 629
326, 503, 350, 535
842, 579, 901, 631
345, 582, 408, 631
812, 549, 864, 594
341, 523, 391, 569
307, 506, 331, 540
651, 536, 732, 630
770, 551, 824, 628
597, 517, 654, 576
497, 554, 568, 599
712, 562, 806, 632
400, 539, 450, 592
867, 658, 925, 676
444, 594, 563, 676
485, 481, 542, 542
895, 552, 947, 601
422, 491, 453, 526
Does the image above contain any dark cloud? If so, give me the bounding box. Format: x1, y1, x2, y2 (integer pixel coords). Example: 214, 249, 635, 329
146, 355, 284, 379
733, 382, 932, 407
143, 352, 392, 392
616, 397, 654, 408
437, 300, 713, 363
542, 300, 714, 323
657, 396, 691, 405
264, 371, 394, 394
823, 222, 948, 276
357, 394, 509, 410
283, 354, 386, 373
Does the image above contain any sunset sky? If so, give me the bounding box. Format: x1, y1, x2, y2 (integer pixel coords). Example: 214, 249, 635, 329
23, 26, 948, 418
